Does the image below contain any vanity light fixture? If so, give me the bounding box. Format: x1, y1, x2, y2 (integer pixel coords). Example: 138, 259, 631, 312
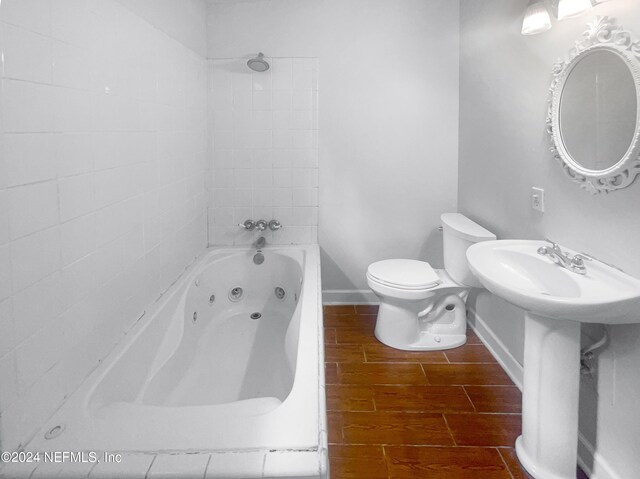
522, 0, 597, 35
522, 0, 552, 35
557, 0, 592, 20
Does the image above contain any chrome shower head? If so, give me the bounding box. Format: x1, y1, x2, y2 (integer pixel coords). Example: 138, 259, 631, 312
247, 53, 270, 72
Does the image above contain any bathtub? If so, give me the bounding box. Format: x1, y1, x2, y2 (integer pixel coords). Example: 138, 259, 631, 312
22, 245, 327, 478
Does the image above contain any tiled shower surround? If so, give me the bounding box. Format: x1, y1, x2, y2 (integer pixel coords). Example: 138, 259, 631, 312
209, 57, 319, 246
0, 0, 208, 450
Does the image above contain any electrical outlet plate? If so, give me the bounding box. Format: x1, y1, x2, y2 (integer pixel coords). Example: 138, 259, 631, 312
531, 187, 545, 213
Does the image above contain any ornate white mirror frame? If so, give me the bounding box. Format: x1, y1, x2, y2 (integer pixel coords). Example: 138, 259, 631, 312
547, 17, 640, 194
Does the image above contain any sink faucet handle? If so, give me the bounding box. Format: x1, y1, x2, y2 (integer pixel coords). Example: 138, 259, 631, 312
572, 253, 593, 267
543, 238, 563, 253
544, 238, 558, 247
571, 253, 591, 273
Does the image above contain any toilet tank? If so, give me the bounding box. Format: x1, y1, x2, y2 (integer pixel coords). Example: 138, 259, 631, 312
441, 213, 496, 287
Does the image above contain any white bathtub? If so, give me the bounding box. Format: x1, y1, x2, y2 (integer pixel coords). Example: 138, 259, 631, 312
22, 245, 327, 478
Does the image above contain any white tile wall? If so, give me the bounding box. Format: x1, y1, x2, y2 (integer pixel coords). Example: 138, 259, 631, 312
0, 0, 208, 451
4, 134, 58, 187
8, 181, 59, 239
209, 58, 319, 246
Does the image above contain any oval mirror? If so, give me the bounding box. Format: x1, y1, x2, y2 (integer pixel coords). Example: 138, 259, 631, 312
560, 50, 637, 171
548, 17, 640, 194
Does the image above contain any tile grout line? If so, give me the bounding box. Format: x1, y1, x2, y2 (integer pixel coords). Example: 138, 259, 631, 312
441, 413, 457, 447
419, 363, 430, 386
358, 344, 366, 363
497, 447, 518, 479
202, 454, 212, 479
369, 358, 378, 411
381, 444, 390, 479
362, 343, 370, 363
461, 385, 478, 412
144, 455, 157, 479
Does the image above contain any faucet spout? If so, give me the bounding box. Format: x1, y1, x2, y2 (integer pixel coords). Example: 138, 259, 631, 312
254, 236, 266, 249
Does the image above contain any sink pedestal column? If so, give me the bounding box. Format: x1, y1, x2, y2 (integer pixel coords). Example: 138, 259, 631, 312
516, 312, 581, 479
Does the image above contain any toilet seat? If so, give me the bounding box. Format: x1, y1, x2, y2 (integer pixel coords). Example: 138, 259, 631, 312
367, 259, 440, 290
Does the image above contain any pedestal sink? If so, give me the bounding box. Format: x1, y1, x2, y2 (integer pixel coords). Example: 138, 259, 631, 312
466, 240, 640, 479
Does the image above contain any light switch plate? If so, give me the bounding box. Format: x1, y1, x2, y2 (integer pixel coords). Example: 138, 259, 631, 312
532, 187, 545, 213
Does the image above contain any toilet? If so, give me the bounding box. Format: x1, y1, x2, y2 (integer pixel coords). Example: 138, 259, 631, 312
366, 213, 496, 351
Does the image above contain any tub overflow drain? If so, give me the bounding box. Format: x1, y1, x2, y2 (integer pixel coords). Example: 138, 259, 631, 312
250, 312, 262, 320
275, 287, 285, 300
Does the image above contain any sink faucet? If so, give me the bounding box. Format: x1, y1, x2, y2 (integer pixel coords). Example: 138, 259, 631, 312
537, 239, 591, 275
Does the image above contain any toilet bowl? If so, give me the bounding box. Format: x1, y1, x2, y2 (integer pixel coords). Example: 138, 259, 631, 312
367, 213, 496, 351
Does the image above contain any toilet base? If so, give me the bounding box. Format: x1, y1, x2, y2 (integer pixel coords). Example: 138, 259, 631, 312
373, 295, 468, 351
375, 329, 467, 351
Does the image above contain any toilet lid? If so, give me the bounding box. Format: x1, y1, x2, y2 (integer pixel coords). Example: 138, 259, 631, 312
367, 259, 440, 290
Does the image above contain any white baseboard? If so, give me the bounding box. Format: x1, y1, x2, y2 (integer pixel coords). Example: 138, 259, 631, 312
322, 289, 377, 305
578, 432, 620, 479
467, 306, 523, 390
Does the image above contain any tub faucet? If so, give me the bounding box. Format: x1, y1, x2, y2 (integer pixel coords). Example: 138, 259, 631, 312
238, 219, 283, 232
254, 236, 266, 250
537, 239, 591, 275
253, 236, 266, 265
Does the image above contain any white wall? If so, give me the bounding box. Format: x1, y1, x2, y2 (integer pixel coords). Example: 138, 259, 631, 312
208, 57, 320, 246
459, 1, 640, 478
207, 0, 460, 301
0, 0, 208, 450
117, 0, 207, 57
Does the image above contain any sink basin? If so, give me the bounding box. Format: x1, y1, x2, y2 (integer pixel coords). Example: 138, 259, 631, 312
466, 239, 640, 323
465, 239, 640, 479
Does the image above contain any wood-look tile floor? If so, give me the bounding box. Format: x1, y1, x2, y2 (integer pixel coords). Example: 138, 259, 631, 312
324, 305, 588, 479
